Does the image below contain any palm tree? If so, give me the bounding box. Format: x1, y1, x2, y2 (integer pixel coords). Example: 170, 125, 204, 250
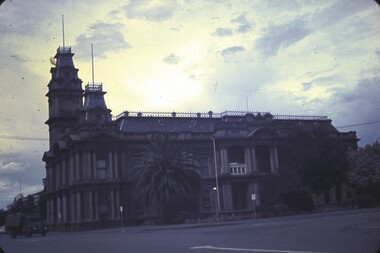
133, 133, 201, 216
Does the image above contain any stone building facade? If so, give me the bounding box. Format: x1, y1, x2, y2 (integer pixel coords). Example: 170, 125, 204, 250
43, 46, 358, 230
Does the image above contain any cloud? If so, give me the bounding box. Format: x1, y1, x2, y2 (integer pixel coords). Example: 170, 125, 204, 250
231, 12, 252, 33
338, 76, 380, 105
213, 27, 233, 37
163, 53, 182, 64
220, 46, 246, 62
255, 19, 310, 56
302, 82, 313, 91
123, 0, 178, 22
221, 46, 245, 57
0, 151, 45, 209
0, 161, 26, 173
75, 22, 130, 59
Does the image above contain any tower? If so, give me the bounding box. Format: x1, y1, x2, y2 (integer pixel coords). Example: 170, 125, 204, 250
82, 44, 112, 122
82, 83, 112, 122
45, 46, 83, 148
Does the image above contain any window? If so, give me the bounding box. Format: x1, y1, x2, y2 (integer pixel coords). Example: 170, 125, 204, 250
96, 160, 107, 179
256, 146, 271, 173
227, 146, 245, 164
199, 157, 209, 176
202, 189, 211, 209
231, 183, 247, 210
98, 190, 108, 219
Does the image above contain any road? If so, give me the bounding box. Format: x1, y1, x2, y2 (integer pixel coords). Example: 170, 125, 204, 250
0, 208, 379, 253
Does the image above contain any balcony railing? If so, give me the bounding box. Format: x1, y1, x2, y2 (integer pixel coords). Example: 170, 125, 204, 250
229, 163, 246, 175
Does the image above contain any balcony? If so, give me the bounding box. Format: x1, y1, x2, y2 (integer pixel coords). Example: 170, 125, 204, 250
229, 163, 246, 175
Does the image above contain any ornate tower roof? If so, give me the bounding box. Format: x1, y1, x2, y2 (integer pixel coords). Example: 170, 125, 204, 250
82, 83, 112, 122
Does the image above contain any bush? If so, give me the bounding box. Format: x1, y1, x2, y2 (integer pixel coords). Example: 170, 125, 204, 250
282, 188, 315, 212
162, 195, 199, 224
256, 204, 292, 218
345, 194, 376, 208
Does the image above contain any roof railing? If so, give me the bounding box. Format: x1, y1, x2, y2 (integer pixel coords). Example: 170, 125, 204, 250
57, 46, 71, 54
85, 83, 103, 92
114, 110, 328, 121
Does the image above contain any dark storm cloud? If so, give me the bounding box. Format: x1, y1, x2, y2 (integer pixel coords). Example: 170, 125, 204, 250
75, 22, 130, 59
338, 76, 380, 104
0, 151, 44, 209
330, 76, 380, 145
231, 12, 252, 33
163, 53, 182, 64
213, 27, 233, 37
255, 19, 310, 56
123, 0, 177, 22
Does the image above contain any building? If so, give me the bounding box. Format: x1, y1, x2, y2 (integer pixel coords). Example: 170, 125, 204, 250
43, 45, 358, 230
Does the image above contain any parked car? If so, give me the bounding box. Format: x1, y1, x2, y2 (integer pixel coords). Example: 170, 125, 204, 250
5, 213, 47, 238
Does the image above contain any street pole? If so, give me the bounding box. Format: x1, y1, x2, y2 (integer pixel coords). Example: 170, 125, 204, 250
212, 138, 221, 221
251, 194, 257, 219
120, 206, 124, 232
59, 213, 62, 232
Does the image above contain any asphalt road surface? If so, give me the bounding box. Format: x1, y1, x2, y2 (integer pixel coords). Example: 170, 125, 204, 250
0, 208, 379, 253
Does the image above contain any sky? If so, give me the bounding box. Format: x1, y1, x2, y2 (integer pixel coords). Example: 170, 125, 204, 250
0, 0, 379, 209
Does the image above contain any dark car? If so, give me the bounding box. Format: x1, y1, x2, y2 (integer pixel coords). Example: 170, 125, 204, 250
5, 214, 47, 238
23, 216, 47, 237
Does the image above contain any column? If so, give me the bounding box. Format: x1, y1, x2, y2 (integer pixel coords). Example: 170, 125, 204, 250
62, 159, 67, 186
114, 151, 119, 178
76, 192, 82, 222
71, 192, 76, 222
56, 163, 61, 187
56, 195, 62, 223
254, 182, 260, 205
47, 168, 52, 191
75, 153, 80, 181
47, 198, 51, 224
87, 151, 92, 179
92, 151, 96, 179
62, 194, 68, 223
110, 190, 115, 218
69, 155, 74, 184
89, 190, 94, 220
220, 147, 228, 174
244, 146, 252, 173
109, 151, 114, 179
251, 147, 257, 172
95, 190, 99, 220
116, 190, 120, 219
50, 198, 55, 224
270, 147, 278, 173
274, 146, 279, 170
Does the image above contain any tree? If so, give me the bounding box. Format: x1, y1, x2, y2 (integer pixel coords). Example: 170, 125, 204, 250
133, 133, 201, 217
347, 140, 380, 203
288, 131, 352, 203
259, 168, 302, 206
